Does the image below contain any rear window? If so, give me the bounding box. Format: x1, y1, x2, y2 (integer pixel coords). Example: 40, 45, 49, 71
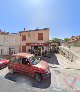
10, 56, 21, 64
10, 56, 15, 62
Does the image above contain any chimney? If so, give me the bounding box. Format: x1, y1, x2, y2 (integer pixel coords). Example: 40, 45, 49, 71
24, 28, 26, 31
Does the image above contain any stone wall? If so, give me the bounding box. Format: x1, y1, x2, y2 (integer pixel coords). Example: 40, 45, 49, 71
70, 47, 80, 56
59, 46, 80, 62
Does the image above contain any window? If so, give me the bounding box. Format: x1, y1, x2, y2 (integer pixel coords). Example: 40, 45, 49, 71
29, 56, 40, 65
0, 56, 4, 60
10, 57, 15, 63
22, 46, 26, 52
22, 35, 26, 41
10, 57, 20, 64
38, 33, 43, 40
22, 58, 30, 65
13, 57, 21, 64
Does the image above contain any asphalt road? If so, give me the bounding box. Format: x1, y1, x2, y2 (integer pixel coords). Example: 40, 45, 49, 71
0, 54, 80, 92
0, 66, 80, 92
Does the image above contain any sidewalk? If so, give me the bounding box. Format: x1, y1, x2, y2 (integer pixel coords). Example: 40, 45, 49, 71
41, 54, 79, 69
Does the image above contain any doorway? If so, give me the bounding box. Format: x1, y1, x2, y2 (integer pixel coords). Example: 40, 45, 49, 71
9, 48, 15, 55
1, 49, 2, 55
31, 46, 42, 56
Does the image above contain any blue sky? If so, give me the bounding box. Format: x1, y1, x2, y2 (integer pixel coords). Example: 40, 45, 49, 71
0, 0, 80, 39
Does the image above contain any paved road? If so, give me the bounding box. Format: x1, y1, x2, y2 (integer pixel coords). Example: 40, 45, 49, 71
0, 54, 80, 92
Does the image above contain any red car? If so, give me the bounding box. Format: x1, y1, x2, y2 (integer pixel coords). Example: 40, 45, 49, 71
0, 56, 9, 69
8, 53, 50, 82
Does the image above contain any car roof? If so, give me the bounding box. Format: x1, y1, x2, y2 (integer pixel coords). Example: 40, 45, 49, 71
12, 53, 34, 58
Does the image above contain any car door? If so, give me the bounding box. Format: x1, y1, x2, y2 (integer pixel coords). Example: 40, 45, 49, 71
20, 57, 33, 75
10, 56, 21, 73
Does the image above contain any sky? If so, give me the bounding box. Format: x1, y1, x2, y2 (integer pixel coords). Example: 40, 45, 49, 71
0, 0, 80, 39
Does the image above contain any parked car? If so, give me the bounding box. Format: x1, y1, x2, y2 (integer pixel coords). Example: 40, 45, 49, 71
0, 56, 9, 69
8, 53, 50, 82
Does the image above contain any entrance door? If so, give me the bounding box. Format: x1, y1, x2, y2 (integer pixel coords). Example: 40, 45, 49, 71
38, 47, 41, 56
34, 46, 38, 56
1, 49, 2, 55
9, 48, 15, 55
33, 46, 42, 56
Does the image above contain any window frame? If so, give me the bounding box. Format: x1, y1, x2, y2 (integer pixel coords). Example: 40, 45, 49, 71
22, 46, 26, 52
10, 56, 16, 63
22, 35, 26, 41
12, 57, 21, 64
38, 33, 43, 40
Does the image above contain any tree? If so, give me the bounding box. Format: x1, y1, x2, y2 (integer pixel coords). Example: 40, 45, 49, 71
64, 38, 70, 42
52, 38, 61, 43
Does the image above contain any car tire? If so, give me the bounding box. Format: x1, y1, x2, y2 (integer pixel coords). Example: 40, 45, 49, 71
9, 69, 14, 74
35, 73, 42, 82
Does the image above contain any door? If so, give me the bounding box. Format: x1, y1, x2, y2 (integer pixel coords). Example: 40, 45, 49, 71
9, 48, 15, 55
1, 49, 2, 55
20, 58, 33, 75
38, 47, 41, 56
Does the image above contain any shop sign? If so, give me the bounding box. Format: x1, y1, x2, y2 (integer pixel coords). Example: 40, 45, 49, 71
26, 43, 49, 46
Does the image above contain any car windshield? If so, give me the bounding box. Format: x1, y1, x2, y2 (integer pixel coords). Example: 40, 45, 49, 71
0, 57, 4, 60
29, 56, 40, 65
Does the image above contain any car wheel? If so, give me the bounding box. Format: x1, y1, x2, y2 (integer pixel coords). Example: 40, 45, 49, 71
35, 73, 42, 82
9, 69, 14, 74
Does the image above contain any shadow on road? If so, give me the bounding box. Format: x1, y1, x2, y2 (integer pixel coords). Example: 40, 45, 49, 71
4, 73, 51, 89
0, 65, 7, 70
41, 53, 59, 65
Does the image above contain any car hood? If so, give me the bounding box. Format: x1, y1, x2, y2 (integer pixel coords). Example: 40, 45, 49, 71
34, 60, 49, 70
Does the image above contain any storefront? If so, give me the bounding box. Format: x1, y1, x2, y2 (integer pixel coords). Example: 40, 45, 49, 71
26, 42, 49, 56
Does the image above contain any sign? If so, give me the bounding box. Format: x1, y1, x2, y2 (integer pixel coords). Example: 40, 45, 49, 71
26, 43, 49, 46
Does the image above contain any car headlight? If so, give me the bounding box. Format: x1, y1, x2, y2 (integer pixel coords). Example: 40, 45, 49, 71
0, 62, 3, 64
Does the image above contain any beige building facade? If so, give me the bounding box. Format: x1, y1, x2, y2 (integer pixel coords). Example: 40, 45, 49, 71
0, 33, 20, 55
20, 28, 50, 56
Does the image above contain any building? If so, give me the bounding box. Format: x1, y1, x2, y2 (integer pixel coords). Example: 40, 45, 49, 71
70, 36, 80, 42
0, 30, 9, 35
20, 28, 50, 56
61, 35, 80, 47
0, 33, 20, 55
